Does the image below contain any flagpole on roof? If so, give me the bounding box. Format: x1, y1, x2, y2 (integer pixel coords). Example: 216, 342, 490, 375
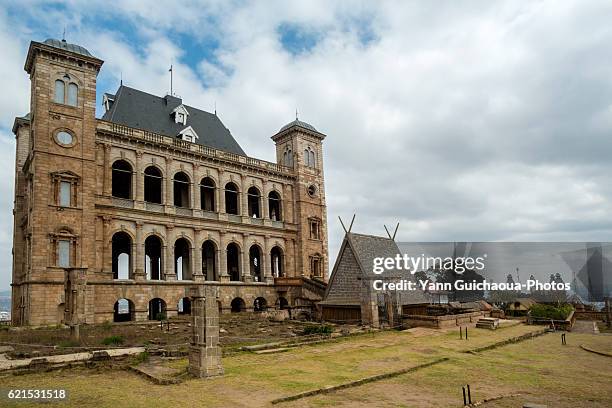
169, 64, 173, 96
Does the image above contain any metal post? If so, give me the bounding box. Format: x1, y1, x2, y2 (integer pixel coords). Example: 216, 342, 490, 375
460, 326, 463, 339
462, 386, 466, 406
467, 384, 471, 404
465, 327, 468, 340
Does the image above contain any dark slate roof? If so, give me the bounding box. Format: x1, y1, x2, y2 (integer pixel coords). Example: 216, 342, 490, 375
280, 119, 317, 132
43, 38, 92, 57
12, 113, 31, 134
101, 85, 246, 155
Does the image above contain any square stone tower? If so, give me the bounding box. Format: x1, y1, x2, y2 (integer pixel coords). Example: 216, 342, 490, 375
12, 39, 103, 325
272, 120, 328, 279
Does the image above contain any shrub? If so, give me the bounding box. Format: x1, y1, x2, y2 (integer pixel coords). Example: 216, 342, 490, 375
132, 351, 149, 365
101, 335, 124, 346
529, 304, 573, 320
302, 324, 334, 335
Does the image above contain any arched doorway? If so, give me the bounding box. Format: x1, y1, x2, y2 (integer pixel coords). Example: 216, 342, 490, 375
173, 172, 191, 208
276, 297, 289, 310
268, 191, 282, 221
144, 166, 163, 204
145, 235, 162, 280
231, 297, 246, 313
249, 245, 262, 282
112, 231, 132, 280
227, 243, 240, 281
148, 298, 167, 320
270, 246, 283, 278
202, 240, 217, 281
200, 177, 215, 212
247, 186, 261, 218
112, 160, 132, 199
254, 297, 267, 312
224, 182, 239, 214
113, 298, 135, 322
175, 238, 192, 280
178, 297, 191, 315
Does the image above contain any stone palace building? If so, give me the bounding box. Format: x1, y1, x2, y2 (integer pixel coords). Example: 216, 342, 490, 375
11, 38, 329, 326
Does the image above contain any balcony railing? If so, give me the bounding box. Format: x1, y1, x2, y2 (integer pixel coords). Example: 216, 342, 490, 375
98, 120, 294, 175
145, 202, 164, 212
176, 207, 193, 216
112, 197, 134, 208
228, 214, 242, 223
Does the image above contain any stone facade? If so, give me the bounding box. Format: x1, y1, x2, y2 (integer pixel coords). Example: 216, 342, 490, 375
11, 39, 329, 326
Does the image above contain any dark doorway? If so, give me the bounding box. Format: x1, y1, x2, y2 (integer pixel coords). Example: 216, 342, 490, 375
231, 297, 246, 313
254, 297, 267, 312
227, 243, 240, 281
175, 238, 192, 280
173, 172, 190, 207
202, 240, 217, 281
250, 245, 262, 282
148, 298, 167, 320
113, 298, 135, 322
225, 182, 239, 214
200, 177, 215, 211
247, 187, 261, 218
268, 191, 282, 221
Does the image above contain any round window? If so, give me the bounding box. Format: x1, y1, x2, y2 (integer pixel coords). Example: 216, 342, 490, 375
307, 184, 317, 197
56, 131, 73, 146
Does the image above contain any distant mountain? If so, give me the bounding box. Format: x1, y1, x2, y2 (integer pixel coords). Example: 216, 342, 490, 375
0, 290, 10, 297
0, 290, 10, 312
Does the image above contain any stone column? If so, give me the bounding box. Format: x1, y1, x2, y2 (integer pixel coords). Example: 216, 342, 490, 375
103, 144, 112, 197
102, 216, 112, 276
264, 237, 274, 283
240, 176, 248, 219
263, 182, 270, 220
165, 227, 176, 280
134, 222, 145, 280
193, 229, 203, 281
165, 158, 174, 213
135, 151, 144, 209
189, 285, 224, 378
219, 234, 230, 282
242, 235, 252, 282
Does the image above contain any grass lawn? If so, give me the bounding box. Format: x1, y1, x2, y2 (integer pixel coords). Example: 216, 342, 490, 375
1, 324, 610, 407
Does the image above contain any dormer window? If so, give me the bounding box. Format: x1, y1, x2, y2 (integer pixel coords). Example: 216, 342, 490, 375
172, 104, 189, 125
178, 126, 199, 143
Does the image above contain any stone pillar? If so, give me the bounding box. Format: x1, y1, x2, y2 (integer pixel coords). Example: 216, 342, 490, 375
242, 235, 252, 282
263, 183, 269, 220
165, 158, 174, 211
263, 236, 273, 283
102, 217, 112, 276
103, 144, 112, 197
165, 228, 176, 280
135, 151, 144, 209
194, 174, 201, 211
218, 248, 229, 282
189, 286, 224, 378
134, 222, 145, 280
193, 230, 204, 282
360, 279, 379, 328
240, 176, 248, 219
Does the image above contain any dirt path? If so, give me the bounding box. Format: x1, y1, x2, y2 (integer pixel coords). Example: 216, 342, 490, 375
572, 320, 598, 334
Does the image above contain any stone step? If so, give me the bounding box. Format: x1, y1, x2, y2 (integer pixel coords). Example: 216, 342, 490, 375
253, 348, 290, 355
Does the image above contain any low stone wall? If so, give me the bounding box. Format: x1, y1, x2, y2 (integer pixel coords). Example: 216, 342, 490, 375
402, 311, 485, 329
574, 311, 607, 321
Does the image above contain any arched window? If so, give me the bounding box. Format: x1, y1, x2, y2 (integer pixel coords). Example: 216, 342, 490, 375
173, 172, 191, 208
202, 240, 217, 281
145, 235, 162, 280
148, 298, 167, 320
247, 186, 261, 218
249, 245, 262, 282
175, 238, 192, 280
54, 80, 65, 104
144, 166, 163, 204
225, 182, 239, 215
271, 246, 284, 278
268, 191, 282, 221
53, 78, 78, 106
112, 232, 132, 280
114, 298, 135, 322
67, 83, 78, 106
227, 243, 240, 281
112, 160, 133, 199
200, 177, 215, 212
304, 147, 316, 168
284, 148, 293, 167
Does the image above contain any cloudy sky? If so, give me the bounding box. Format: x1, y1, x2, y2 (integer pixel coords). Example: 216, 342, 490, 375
1, 0, 612, 291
